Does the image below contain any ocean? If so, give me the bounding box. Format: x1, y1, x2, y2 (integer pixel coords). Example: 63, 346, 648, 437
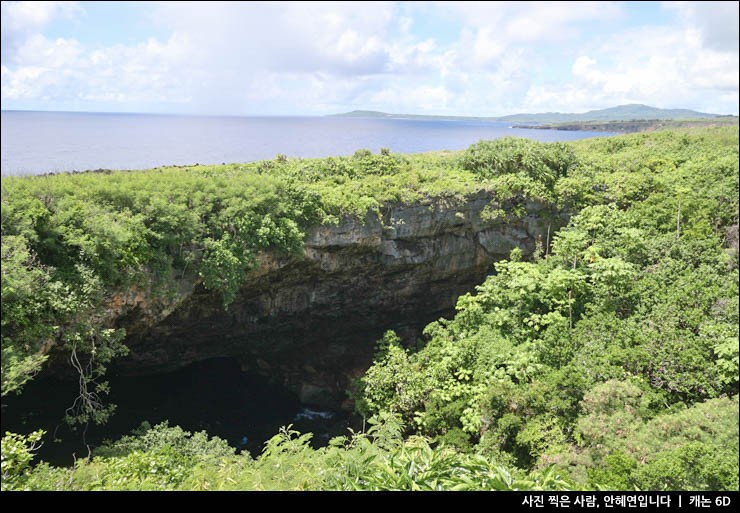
1, 110, 614, 176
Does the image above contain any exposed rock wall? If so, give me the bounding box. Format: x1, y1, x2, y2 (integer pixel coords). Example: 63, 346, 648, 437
107, 191, 566, 407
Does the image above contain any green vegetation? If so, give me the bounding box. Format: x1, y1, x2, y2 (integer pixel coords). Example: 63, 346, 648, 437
1, 126, 738, 490
515, 116, 739, 134
3, 417, 573, 491
358, 127, 739, 490
1, 148, 483, 402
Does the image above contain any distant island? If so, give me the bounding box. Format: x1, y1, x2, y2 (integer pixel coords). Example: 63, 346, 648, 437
333, 104, 738, 133
332, 110, 500, 122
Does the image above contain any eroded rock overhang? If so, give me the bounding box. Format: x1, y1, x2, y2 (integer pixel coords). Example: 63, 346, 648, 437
105, 191, 567, 407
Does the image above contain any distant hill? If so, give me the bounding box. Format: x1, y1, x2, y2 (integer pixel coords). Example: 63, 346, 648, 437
497, 104, 718, 123
336, 110, 395, 118
333, 104, 720, 124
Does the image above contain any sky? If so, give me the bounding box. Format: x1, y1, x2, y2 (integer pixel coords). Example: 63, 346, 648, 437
1, 1, 738, 116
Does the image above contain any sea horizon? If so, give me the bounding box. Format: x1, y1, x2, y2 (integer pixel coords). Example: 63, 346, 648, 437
1, 110, 614, 176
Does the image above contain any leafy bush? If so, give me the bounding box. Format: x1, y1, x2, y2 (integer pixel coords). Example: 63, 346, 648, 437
1, 430, 44, 490
460, 137, 578, 190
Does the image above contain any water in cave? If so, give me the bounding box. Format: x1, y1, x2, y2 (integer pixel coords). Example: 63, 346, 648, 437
0, 357, 356, 466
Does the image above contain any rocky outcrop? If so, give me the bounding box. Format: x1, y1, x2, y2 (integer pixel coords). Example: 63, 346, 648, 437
107, 191, 566, 408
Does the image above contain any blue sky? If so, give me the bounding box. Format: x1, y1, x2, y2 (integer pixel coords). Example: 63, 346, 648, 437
1, 1, 738, 116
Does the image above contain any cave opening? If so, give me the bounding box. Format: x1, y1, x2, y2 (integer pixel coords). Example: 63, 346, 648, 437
0, 357, 358, 466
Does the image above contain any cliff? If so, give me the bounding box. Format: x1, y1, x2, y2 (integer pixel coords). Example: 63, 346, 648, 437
103, 192, 565, 407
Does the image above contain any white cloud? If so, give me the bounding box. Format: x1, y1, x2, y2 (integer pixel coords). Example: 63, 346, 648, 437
150, 1, 395, 76
1, 1, 738, 115
432, 1, 622, 42
503, 1, 623, 42
1, 1, 80, 33
2, 31, 194, 106
524, 5, 739, 115
473, 27, 505, 67
572, 56, 597, 77
665, 1, 739, 52
15, 34, 83, 68
1, 1, 82, 62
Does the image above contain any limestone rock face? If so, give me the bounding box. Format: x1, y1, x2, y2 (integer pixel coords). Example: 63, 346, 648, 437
105, 191, 566, 407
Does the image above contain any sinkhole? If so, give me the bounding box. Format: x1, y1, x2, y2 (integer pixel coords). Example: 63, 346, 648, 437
1, 357, 358, 466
